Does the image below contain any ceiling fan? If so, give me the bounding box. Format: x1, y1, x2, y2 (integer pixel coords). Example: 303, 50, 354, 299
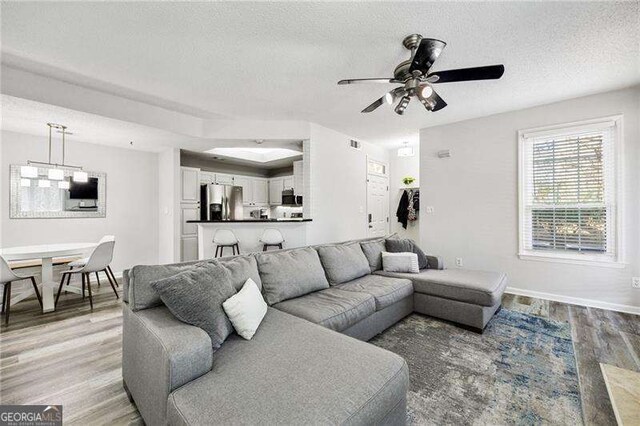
338, 34, 504, 115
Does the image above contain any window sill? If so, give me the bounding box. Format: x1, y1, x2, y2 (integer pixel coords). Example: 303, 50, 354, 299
518, 252, 626, 269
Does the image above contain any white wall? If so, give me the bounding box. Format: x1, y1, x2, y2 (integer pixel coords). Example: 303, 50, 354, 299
158, 148, 180, 264
306, 124, 389, 245
1, 131, 160, 273
420, 87, 640, 311
389, 144, 420, 242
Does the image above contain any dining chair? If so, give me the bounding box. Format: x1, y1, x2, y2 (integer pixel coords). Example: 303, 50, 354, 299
1, 255, 43, 325
68, 235, 118, 287
55, 239, 118, 310
213, 230, 240, 257
260, 228, 285, 251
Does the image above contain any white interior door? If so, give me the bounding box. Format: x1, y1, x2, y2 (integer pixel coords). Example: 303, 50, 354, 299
367, 173, 389, 238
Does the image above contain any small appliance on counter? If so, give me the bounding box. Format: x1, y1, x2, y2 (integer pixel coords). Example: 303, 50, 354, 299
200, 184, 243, 220
249, 208, 269, 220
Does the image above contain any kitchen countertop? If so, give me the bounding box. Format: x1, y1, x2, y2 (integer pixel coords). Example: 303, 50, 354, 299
187, 219, 312, 223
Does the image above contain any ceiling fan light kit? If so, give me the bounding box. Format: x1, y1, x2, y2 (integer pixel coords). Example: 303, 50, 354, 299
338, 33, 505, 115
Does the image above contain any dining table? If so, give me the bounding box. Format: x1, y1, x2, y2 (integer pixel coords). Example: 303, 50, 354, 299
0, 243, 97, 313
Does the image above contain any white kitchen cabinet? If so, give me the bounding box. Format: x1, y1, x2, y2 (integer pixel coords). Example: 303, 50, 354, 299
269, 178, 283, 206
252, 179, 269, 204
181, 167, 200, 203
234, 176, 253, 206
214, 173, 234, 185
283, 175, 294, 190
181, 205, 200, 236
181, 236, 198, 262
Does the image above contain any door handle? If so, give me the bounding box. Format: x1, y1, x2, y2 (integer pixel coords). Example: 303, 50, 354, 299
368, 214, 372, 223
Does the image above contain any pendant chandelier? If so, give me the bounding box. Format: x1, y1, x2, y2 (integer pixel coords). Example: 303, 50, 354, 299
20, 123, 88, 187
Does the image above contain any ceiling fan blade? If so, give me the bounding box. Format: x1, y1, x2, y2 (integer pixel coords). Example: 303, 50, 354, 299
408, 38, 446, 74
361, 87, 406, 113
338, 78, 397, 85
428, 65, 505, 83
361, 96, 386, 113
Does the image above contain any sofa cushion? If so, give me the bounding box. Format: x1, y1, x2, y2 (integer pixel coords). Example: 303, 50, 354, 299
375, 268, 507, 307
316, 242, 371, 285
256, 247, 329, 305
166, 308, 409, 426
151, 262, 236, 350
360, 238, 386, 272
335, 274, 413, 310
386, 237, 429, 270
128, 260, 204, 311
273, 288, 375, 332
217, 254, 262, 291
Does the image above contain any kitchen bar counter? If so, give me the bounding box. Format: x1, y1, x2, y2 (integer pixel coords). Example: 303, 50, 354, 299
187, 219, 312, 223
193, 220, 310, 259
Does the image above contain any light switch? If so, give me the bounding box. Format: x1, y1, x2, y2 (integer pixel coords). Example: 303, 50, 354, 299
426, 206, 435, 214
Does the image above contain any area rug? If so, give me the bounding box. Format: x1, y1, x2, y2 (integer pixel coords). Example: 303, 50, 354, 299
370, 309, 583, 425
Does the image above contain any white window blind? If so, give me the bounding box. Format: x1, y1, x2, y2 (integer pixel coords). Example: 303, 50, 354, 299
519, 118, 620, 264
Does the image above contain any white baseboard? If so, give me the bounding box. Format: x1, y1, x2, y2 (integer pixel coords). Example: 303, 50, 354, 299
505, 286, 640, 316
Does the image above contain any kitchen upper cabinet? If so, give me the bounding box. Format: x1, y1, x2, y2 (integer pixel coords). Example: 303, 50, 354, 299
214, 173, 234, 185
283, 176, 294, 190
181, 167, 200, 203
269, 178, 283, 206
252, 179, 269, 204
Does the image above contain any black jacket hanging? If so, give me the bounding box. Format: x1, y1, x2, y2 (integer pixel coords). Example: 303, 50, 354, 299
396, 190, 410, 229
412, 190, 420, 212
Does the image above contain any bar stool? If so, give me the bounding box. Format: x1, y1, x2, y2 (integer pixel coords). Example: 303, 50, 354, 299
213, 230, 240, 257
1, 255, 43, 325
68, 235, 118, 287
260, 228, 284, 251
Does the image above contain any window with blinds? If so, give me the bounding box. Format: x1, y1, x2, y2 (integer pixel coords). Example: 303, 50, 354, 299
518, 117, 621, 264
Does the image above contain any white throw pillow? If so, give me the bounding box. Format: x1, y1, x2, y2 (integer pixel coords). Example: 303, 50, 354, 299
381, 251, 420, 273
222, 278, 268, 340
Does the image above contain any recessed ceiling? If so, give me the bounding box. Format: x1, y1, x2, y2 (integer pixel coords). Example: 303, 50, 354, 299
1, 2, 638, 145
205, 147, 302, 164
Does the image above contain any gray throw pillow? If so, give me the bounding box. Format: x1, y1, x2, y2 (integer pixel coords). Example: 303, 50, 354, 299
359, 238, 386, 272
151, 261, 236, 350
385, 238, 429, 270
316, 242, 371, 284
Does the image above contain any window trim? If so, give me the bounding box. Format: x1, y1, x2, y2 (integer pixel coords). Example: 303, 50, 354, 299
517, 115, 625, 268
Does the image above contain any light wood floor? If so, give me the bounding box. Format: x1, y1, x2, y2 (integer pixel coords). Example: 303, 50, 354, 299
1, 288, 638, 425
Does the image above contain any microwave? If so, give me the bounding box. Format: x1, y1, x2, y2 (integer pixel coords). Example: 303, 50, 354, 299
282, 189, 302, 206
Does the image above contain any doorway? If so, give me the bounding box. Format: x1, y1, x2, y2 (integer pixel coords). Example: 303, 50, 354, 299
366, 159, 389, 238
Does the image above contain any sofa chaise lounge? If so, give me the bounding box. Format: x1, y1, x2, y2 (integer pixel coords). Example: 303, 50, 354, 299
122, 236, 507, 425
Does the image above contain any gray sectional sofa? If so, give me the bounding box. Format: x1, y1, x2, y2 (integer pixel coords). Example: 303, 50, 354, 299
122, 236, 507, 425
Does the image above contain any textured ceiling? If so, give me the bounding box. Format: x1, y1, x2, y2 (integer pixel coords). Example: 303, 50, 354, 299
1, 1, 638, 145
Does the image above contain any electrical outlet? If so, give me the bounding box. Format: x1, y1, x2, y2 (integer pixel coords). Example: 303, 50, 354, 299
633, 277, 640, 289
455, 258, 463, 267
425, 206, 435, 214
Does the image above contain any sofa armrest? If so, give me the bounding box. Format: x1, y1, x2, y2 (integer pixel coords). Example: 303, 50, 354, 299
122, 305, 212, 425
426, 255, 444, 270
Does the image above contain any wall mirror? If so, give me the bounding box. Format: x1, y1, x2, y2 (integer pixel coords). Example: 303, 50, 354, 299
10, 164, 106, 219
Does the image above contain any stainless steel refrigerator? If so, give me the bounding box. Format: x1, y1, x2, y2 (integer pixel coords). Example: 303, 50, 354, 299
200, 184, 243, 220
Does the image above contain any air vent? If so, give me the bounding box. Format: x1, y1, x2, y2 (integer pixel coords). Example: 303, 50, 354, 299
349, 139, 362, 150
